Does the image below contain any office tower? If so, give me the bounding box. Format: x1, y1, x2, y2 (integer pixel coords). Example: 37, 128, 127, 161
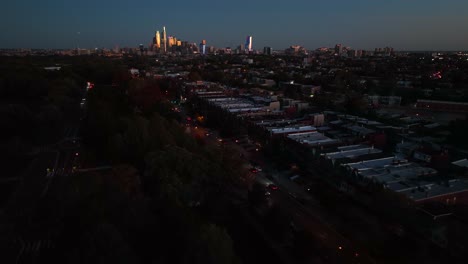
163, 26, 167, 52
199, 43, 205, 55
263, 46, 272, 55
155, 31, 161, 49
239, 44, 245, 53
167, 36, 173, 47
245, 36, 253, 52
334, 44, 342, 55
200, 40, 206, 55
384, 47, 393, 55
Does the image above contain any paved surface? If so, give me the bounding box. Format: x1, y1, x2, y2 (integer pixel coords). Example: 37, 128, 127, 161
216, 135, 374, 262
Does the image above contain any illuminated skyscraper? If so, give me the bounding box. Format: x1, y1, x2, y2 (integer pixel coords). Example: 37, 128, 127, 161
163, 26, 167, 53
155, 31, 161, 49
200, 39, 206, 55
245, 36, 253, 52
168, 36, 176, 47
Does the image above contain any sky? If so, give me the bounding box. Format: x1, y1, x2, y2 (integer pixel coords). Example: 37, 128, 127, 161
1, 0, 468, 51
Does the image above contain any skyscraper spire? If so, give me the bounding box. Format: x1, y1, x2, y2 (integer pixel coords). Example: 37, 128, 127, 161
163, 26, 167, 53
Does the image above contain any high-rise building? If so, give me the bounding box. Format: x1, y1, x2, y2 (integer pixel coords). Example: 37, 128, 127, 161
245, 36, 253, 52
347, 49, 356, 57
334, 44, 342, 55
356, 50, 363, 58
162, 26, 167, 53
168, 36, 174, 47
208, 46, 215, 54
155, 31, 161, 49
200, 43, 206, 55
263, 46, 272, 55
200, 39, 207, 55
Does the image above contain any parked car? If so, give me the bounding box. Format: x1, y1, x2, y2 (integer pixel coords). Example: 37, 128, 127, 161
267, 184, 279, 191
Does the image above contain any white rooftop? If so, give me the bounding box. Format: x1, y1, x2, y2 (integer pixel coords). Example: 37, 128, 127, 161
287, 132, 339, 146
270, 126, 316, 135
452, 159, 468, 168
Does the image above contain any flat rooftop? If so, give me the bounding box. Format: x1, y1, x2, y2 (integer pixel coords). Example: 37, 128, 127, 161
228, 107, 264, 113
287, 131, 339, 146
323, 146, 382, 160
255, 118, 299, 127
344, 157, 437, 184
344, 124, 376, 135
345, 156, 408, 171
400, 180, 468, 202
269, 125, 316, 135
452, 159, 468, 168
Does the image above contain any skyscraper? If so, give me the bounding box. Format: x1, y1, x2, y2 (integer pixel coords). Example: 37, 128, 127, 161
200, 39, 206, 55
334, 44, 342, 55
245, 36, 253, 52
162, 26, 167, 53
155, 31, 161, 49
168, 36, 173, 48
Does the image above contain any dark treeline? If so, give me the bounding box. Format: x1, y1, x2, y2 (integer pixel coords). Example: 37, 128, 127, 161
0, 56, 130, 176
0, 56, 246, 264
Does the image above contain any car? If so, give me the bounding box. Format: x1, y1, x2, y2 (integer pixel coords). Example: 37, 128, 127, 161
250, 168, 258, 173
267, 184, 279, 191
289, 175, 301, 181
254, 166, 262, 172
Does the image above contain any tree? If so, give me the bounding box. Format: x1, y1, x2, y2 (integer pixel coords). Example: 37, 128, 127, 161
190, 224, 240, 264
188, 71, 202, 82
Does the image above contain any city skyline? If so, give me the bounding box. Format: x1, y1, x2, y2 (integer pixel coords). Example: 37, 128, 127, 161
1, 0, 468, 50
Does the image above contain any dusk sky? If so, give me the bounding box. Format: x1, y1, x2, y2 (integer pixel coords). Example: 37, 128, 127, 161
1, 0, 468, 50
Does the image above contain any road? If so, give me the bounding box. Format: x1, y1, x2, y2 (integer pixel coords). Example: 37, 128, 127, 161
181, 125, 374, 262
268, 183, 374, 264
172, 101, 382, 263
